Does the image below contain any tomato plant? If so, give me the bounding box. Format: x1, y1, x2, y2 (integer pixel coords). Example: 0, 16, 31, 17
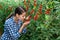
0, 0, 60, 40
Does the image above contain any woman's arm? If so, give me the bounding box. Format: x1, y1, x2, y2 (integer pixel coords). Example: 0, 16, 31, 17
19, 24, 25, 33
19, 21, 30, 33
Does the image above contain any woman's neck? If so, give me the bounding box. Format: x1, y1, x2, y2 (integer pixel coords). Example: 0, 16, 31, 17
13, 16, 18, 24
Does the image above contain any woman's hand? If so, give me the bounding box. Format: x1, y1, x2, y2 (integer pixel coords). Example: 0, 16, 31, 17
19, 15, 31, 33
23, 21, 30, 27
19, 21, 30, 33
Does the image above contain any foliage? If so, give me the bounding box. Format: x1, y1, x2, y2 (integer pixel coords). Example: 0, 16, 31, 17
0, 0, 60, 40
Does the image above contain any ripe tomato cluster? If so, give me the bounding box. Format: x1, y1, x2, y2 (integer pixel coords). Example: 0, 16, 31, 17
45, 9, 51, 14
24, 0, 51, 22
38, 4, 43, 14
24, 0, 29, 11
34, 0, 37, 7
34, 13, 39, 21
30, 9, 34, 14
24, 0, 26, 5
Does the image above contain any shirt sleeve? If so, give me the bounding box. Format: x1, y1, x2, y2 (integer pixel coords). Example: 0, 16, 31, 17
4, 21, 21, 39
22, 27, 27, 34
19, 21, 27, 34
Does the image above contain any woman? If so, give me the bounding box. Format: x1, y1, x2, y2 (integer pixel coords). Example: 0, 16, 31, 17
0, 6, 30, 40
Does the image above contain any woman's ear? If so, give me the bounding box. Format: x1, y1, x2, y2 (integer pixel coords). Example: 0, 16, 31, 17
16, 13, 19, 18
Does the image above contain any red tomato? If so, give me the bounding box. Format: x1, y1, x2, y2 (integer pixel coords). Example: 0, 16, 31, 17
34, 3, 37, 7
45, 11, 50, 14
28, 0, 30, 3
45, 9, 51, 14
34, 0, 36, 6
25, 15, 31, 21
34, 13, 39, 21
34, 0, 36, 2
38, 4, 43, 14
26, 5, 29, 11
30, 9, 34, 14
38, 10, 42, 14
24, 0, 26, 5
40, 4, 42, 8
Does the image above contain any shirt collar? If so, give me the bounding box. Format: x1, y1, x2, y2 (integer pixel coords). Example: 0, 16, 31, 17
10, 16, 23, 25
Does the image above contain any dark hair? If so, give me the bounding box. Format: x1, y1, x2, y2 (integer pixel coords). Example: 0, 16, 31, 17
6, 6, 26, 19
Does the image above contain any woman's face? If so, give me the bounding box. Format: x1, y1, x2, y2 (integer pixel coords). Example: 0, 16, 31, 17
16, 12, 26, 22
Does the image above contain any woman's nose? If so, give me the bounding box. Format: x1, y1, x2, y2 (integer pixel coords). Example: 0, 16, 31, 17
24, 16, 26, 19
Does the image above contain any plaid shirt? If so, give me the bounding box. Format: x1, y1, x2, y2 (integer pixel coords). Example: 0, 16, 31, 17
0, 16, 26, 40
